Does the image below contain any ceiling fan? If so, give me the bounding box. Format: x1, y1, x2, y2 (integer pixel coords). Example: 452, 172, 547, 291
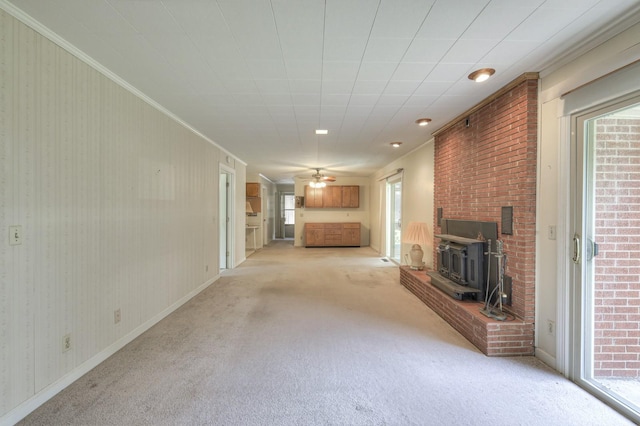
308, 168, 336, 188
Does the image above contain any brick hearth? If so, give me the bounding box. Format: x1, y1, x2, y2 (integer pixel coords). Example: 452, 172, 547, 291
400, 266, 534, 356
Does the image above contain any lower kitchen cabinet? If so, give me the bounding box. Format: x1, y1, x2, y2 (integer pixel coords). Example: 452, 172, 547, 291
304, 222, 361, 247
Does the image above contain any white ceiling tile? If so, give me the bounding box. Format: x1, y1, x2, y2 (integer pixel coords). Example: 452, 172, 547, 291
440, 39, 499, 64
357, 62, 398, 81
292, 93, 321, 106
290, 80, 322, 93
404, 38, 457, 62
262, 93, 293, 105
322, 80, 357, 93
230, 93, 265, 106
324, 0, 379, 38
415, 0, 490, 39
462, 2, 539, 40
323, 62, 361, 81
345, 105, 375, 116
254, 80, 291, 94
108, 0, 182, 35
392, 62, 436, 81
246, 61, 288, 80
163, 0, 230, 36
321, 94, 351, 106
363, 38, 414, 62
377, 94, 410, 106
349, 94, 381, 106
285, 61, 322, 80
480, 40, 541, 67
351, 80, 388, 95
507, 8, 588, 42
383, 80, 422, 95
223, 79, 260, 94
426, 63, 474, 82
273, 0, 325, 62
370, 0, 437, 38
324, 37, 368, 62
404, 95, 438, 107
321, 105, 348, 116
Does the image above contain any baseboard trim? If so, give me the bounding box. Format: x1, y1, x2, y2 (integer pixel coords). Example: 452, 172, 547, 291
535, 347, 557, 370
1, 275, 219, 426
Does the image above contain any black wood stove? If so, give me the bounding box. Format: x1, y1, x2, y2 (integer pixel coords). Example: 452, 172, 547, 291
428, 219, 498, 301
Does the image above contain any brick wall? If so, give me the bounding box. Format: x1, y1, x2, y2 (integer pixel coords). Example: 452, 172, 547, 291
434, 76, 538, 325
593, 116, 640, 378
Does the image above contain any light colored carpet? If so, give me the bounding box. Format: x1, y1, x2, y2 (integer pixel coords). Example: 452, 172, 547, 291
19, 241, 633, 425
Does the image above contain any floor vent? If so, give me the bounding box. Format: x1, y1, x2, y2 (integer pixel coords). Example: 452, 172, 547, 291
381, 258, 389, 262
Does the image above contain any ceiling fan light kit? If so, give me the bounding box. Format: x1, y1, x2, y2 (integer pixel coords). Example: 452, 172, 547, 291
308, 168, 335, 187
309, 180, 326, 188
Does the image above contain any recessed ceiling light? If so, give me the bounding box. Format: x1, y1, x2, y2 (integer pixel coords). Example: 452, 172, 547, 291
315, 129, 328, 135
415, 118, 432, 126
468, 68, 495, 82
390, 142, 402, 148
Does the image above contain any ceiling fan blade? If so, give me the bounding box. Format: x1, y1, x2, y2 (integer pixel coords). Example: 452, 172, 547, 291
322, 176, 336, 182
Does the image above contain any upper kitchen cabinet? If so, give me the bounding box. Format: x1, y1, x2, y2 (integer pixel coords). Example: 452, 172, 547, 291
341, 185, 359, 208
246, 182, 260, 198
304, 185, 359, 208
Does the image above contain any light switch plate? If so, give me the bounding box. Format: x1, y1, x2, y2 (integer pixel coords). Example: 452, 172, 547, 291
9, 225, 22, 245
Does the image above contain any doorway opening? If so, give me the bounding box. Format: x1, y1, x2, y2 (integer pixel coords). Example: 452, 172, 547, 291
219, 166, 235, 270
278, 192, 295, 240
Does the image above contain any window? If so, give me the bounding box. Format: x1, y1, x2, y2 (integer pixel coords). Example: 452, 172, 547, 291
284, 194, 295, 225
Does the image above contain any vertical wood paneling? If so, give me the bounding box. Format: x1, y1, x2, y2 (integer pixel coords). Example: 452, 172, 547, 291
1, 9, 227, 420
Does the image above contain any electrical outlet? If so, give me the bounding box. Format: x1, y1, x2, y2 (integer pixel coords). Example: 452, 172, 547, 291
548, 225, 556, 240
547, 320, 555, 336
114, 308, 121, 324
63, 334, 72, 352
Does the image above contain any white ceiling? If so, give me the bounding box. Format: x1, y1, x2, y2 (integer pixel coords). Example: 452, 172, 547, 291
6, 0, 640, 183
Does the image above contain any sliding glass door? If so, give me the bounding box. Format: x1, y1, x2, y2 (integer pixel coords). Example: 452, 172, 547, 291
386, 177, 402, 263
571, 96, 640, 422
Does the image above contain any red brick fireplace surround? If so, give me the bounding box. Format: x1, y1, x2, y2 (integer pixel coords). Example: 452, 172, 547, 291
402, 73, 539, 356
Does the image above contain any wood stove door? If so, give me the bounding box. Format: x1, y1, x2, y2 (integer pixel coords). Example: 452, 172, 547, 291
571, 95, 640, 423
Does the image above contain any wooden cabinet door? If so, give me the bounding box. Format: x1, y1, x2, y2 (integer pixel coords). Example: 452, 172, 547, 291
323, 223, 342, 245
322, 186, 342, 208
305, 224, 324, 246
304, 186, 322, 208
246, 182, 260, 198
342, 223, 360, 246
341, 185, 359, 208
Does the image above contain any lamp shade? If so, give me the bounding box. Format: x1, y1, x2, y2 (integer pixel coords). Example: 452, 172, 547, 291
403, 222, 430, 245
403, 222, 431, 270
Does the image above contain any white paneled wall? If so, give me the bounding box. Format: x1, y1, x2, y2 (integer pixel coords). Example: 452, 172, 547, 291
0, 9, 237, 422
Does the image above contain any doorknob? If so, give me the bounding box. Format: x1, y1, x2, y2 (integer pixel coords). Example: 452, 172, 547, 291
572, 234, 581, 264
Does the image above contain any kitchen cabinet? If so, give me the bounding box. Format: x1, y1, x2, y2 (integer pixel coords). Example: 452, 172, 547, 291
341, 185, 359, 208
304, 186, 323, 208
304, 222, 361, 247
303, 185, 359, 208
246, 182, 260, 198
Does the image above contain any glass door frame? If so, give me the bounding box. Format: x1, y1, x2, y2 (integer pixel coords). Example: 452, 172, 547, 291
569, 94, 640, 423
386, 175, 403, 264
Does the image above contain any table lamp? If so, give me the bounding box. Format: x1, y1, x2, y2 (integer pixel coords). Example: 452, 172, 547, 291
403, 222, 430, 270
